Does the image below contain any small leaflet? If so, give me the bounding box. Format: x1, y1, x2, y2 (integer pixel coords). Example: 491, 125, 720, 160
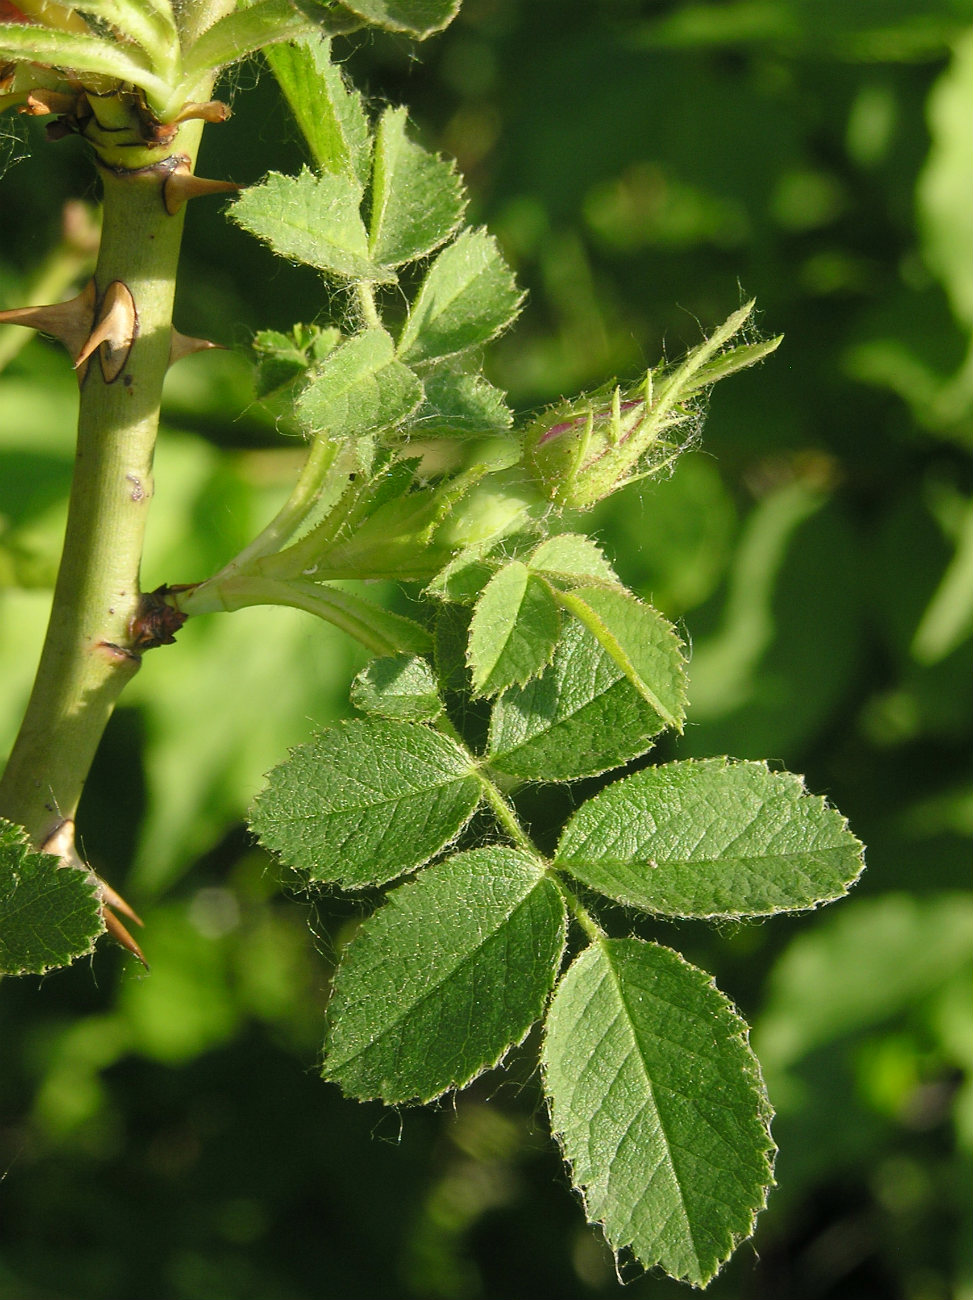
322, 846, 567, 1103
398, 228, 524, 364
558, 585, 687, 732
350, 653, 443, 721
297, 327, 424, 439
528, 534, 620, 588
409, 364, 514, 437
554, 758, 866, 919
487, 616, 681, 781
467, 562, 561, 696
369, 106, 466, 268
542, 938, 775, 1287
265, 38, 371, 184
231, 169, 391, 283
249, 717, 481, 888
338, 0, 462, 38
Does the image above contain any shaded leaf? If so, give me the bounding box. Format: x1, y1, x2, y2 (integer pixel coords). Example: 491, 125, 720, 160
555, 758, 866, 919
410, 363, 514, 437
297, 327, 423, 439
0, 820, 103, 975
350, 653, 443, 721
323, 846, 566, 1102
542, 938, 775, 1287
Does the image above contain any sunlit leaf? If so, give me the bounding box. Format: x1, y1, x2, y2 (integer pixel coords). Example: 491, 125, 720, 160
323, 846, 566, 1102
543, 938, 775, 1286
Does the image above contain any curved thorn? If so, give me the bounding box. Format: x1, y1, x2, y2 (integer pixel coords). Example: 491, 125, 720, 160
97, 878, 144, 928
103, 907, 148, 967
172, 99, 230, 125
75, 279, 137, 382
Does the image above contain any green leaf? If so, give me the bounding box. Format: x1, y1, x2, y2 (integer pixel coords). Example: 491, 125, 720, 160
529, 533, 620, 588
322, 846, 567, 1102
265, 38, 371, 184
252, 324, 340, 397
249, 717, 481, 888
542, 938, 775, 1286
231, 169, 390, 283
409, 363, 514, 437
337, 0, 461, 38
0, 820, 103, 975
398, 229, 524, 364
555, 759, 866, 919
182, 0, 315, 86
350, 654, 443, 721
0, 26, 168, 107
486, 616, 680, 781
468, 562, 561, 696
557, 586, 688, 732
369, 106, 466, 268
296, 327, 424, 439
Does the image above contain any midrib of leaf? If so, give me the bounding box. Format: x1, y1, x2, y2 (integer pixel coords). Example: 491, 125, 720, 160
284, 764, 475, 821
330, 873, 550, 1071
557, 589, 680, 730
599, 944, 701, 1271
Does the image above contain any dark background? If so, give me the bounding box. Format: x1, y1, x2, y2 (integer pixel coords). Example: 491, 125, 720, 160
1, 1, 970, 1297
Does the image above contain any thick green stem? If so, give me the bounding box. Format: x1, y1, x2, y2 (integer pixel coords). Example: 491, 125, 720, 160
0, 124, 207, 847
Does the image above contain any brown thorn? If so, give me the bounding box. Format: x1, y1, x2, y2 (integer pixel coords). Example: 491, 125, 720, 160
0, 278, 97, 376
172, 99, 231, 126
98, 878, 144, 928
103, 907, 148, 968
169, 328, 223, 368
20, 88, 80, 117
163, 158, 239, 216
75, 279, 137, 383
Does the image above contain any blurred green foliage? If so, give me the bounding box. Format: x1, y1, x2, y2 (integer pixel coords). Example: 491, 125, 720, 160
1, 1, 970, 1297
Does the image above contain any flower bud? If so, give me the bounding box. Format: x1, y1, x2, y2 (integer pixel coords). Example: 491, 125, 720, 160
524, 302, 781, 510
524, 377, 686, 510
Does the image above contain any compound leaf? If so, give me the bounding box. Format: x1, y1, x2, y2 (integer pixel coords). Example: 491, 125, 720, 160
0, 820, 103, 975
542, 938, 775, 1286
323, 846, 567, 1103
249, 718, 480, 888
555, 759, 866, 919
